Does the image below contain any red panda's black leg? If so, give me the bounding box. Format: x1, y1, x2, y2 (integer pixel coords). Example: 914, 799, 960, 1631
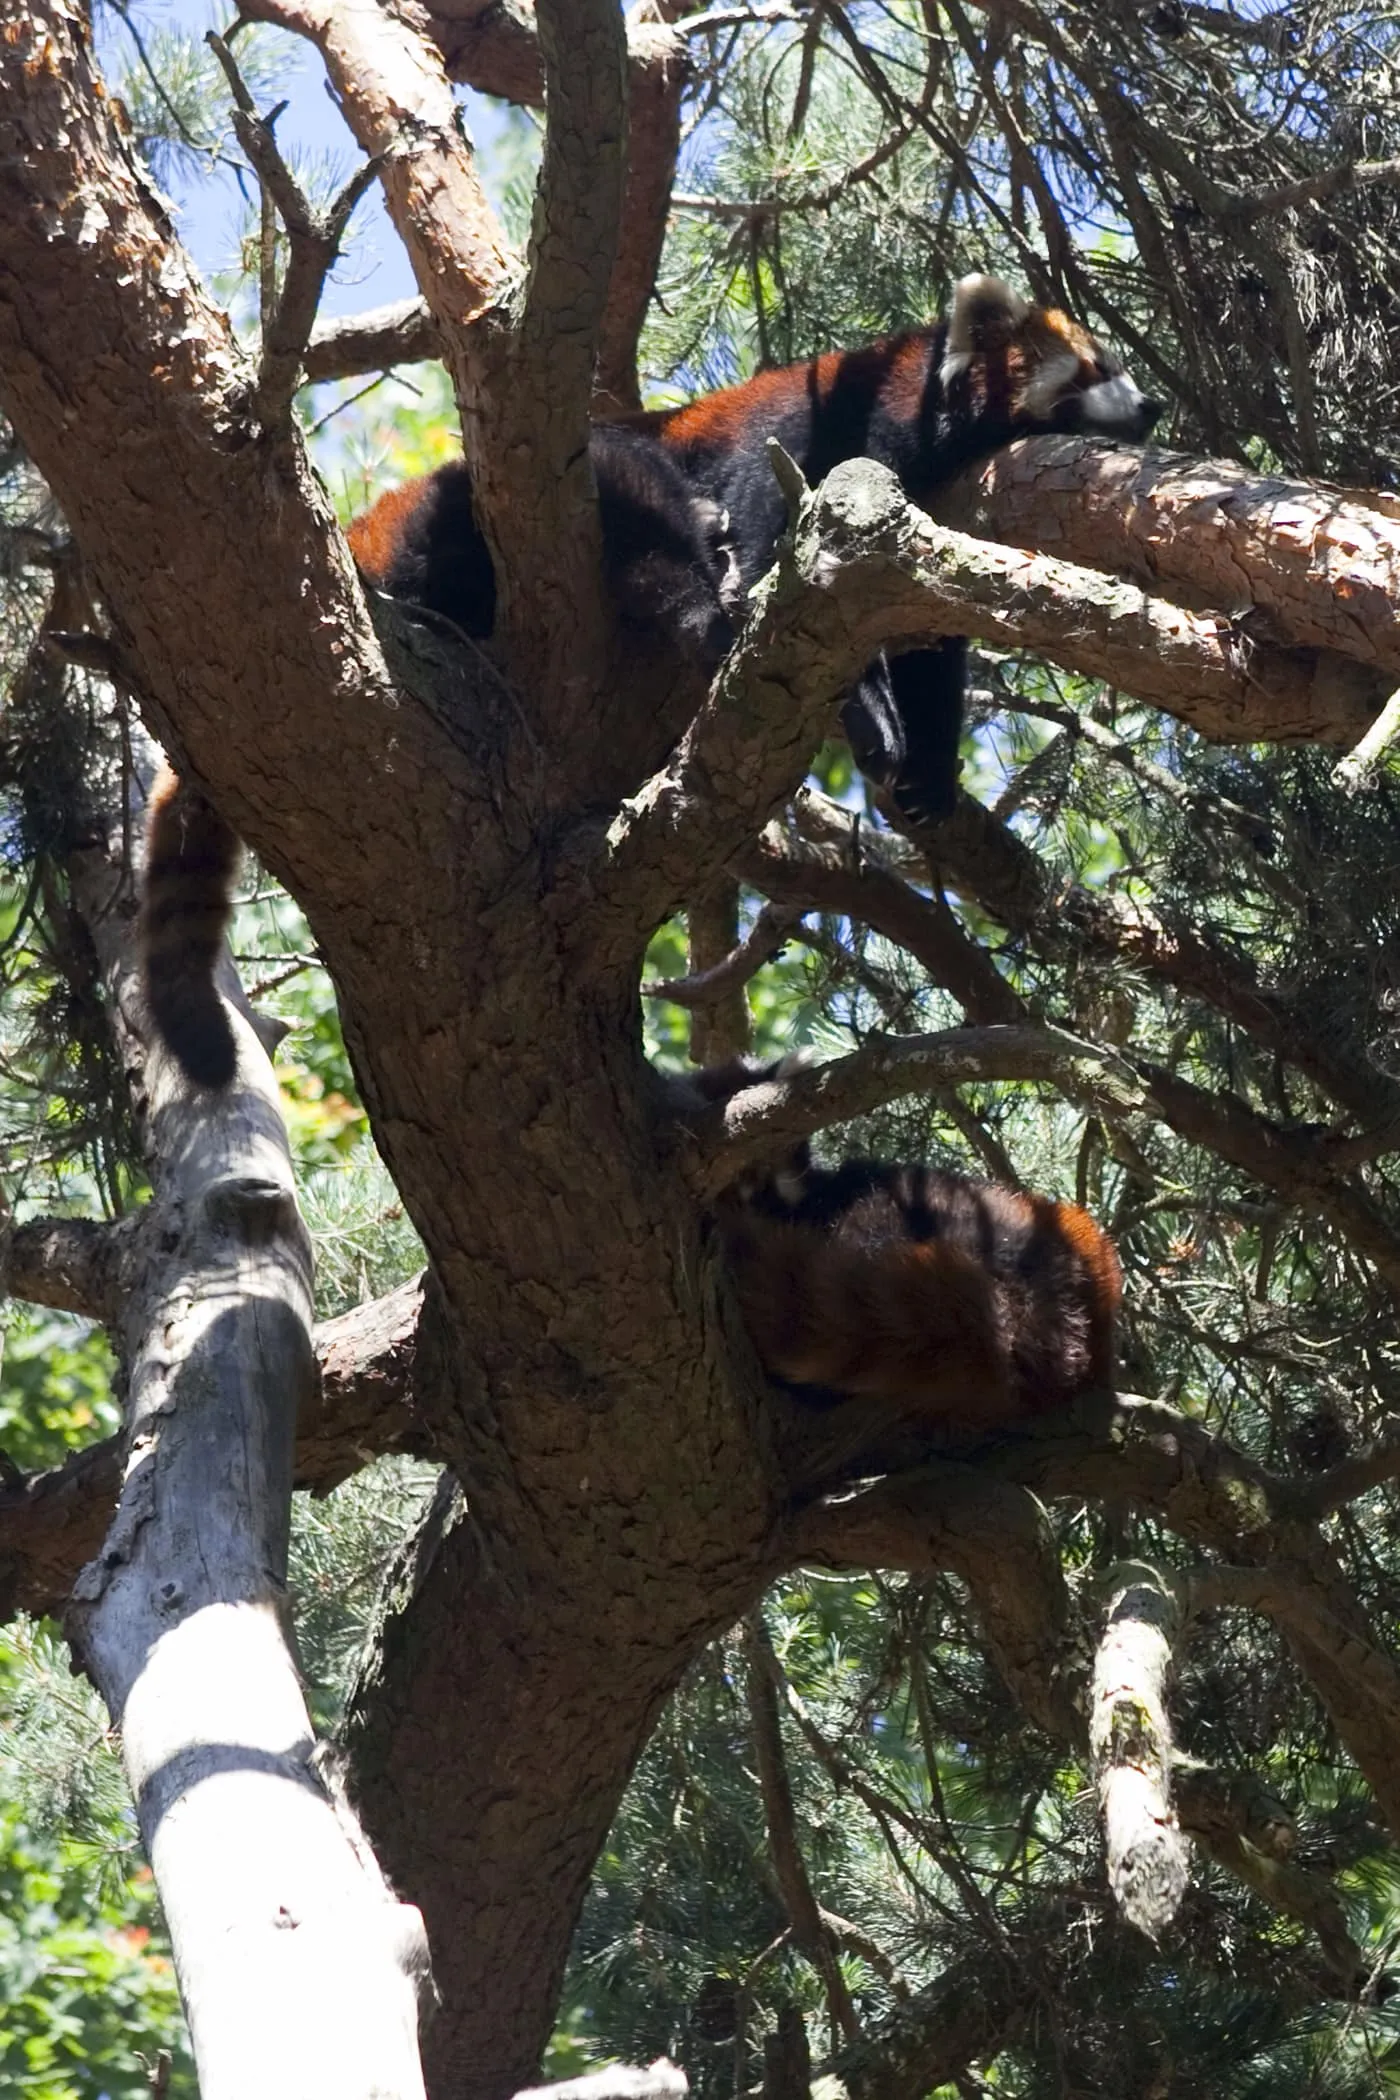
885, 639, 967, 823
838, 644, 967, 823
839, 656, 907, 794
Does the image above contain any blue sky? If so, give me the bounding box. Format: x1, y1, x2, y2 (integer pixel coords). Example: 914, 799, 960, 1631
95, 0, 515, 319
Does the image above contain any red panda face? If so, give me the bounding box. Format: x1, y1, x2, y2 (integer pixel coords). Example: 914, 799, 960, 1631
940, 273, 1162, 442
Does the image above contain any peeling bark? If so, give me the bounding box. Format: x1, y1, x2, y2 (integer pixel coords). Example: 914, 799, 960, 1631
1088, 1563, 1190, 1942
55, 824, 431, 2097
1, 1275, 428, 1622
948, 436, 1400, 681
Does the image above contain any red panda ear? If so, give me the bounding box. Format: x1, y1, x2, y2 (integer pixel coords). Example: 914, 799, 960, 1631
945, 273, 1031, 356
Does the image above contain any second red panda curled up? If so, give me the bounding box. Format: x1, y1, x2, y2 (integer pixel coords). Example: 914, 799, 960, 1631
693, 1062, 1120, 1436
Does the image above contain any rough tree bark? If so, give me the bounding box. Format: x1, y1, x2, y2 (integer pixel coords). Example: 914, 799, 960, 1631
5, 1, 1400, 2096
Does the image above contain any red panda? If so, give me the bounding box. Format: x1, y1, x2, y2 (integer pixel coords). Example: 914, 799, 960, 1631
140, 764, 242, 1090
348, 421, 737, 669
686, 1059, 1120, 1432
352, 273, 1160, 821
141, 277, 1157, 1086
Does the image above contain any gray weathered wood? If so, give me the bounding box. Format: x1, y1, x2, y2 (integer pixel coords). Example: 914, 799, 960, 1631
64, 810, 431, 2100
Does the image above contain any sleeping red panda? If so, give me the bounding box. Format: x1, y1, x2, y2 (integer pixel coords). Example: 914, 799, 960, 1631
141, 276, 1157, 1086
351, 273, 1160, 821
687, 1059, 1120, 1432
348, 419, 738, 670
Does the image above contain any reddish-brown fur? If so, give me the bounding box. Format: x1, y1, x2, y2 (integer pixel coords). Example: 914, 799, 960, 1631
689, 1059, 1120, 1435
720, 1177, 1119, 1434
140, 765, 241, 1089
345, 478, 437, 588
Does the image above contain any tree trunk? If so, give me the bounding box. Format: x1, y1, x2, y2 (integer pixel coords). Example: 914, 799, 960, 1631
60, 806, 431, 2099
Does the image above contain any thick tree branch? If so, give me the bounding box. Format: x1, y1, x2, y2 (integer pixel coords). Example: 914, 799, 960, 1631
242, 0, 511, 337
678, 1022, 1133, 1196
1173, 1761, 1366, 1990
593, 23, 687, 415
0, 1438, 122, 1628
681, 884, 758, 1060
673, 966, 1400, 1291
49, 717, 431, 2096
426, 4, 545, 104
944, 436, 1400, 689
304, 298, 440, 385
520, 0, 627, 444
300, 14, 682, 414
0, 1, 463, 991
585, 457, 1386, 970
1291, 1434, 1400, 1518
421, 5, 687, 413
0, 1276, 430, 1623
1089, 1563, 1190, 1942
2, 1213, 134, 1323
246, 0, 625, 708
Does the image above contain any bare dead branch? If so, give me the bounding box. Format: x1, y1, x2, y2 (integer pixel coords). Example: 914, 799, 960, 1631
1002, 1397, 1400, 1842
1334, 683, 1400, 792
743, 1612, 860, 2042
304, 298, 440, 386
645, 900, 802, 1010
243, 0, 511, 338
1089, 1562, 1190, 1942
207, 31, 382, 428
787, 1434, 1364, 1981
514, 2066, 688, 2100
1, 1273, 428, 1623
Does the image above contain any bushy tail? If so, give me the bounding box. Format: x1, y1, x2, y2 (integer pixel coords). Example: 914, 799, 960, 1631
140, 765, 241, 1089
724, 1214, 1018, 1428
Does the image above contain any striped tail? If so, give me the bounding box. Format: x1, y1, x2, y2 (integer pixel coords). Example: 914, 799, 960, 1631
724, 1213, 1017, 1425
139, 765, 241, 1089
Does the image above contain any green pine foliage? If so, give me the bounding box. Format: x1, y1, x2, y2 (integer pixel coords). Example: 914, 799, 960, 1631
5, 2, 1400, 2094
